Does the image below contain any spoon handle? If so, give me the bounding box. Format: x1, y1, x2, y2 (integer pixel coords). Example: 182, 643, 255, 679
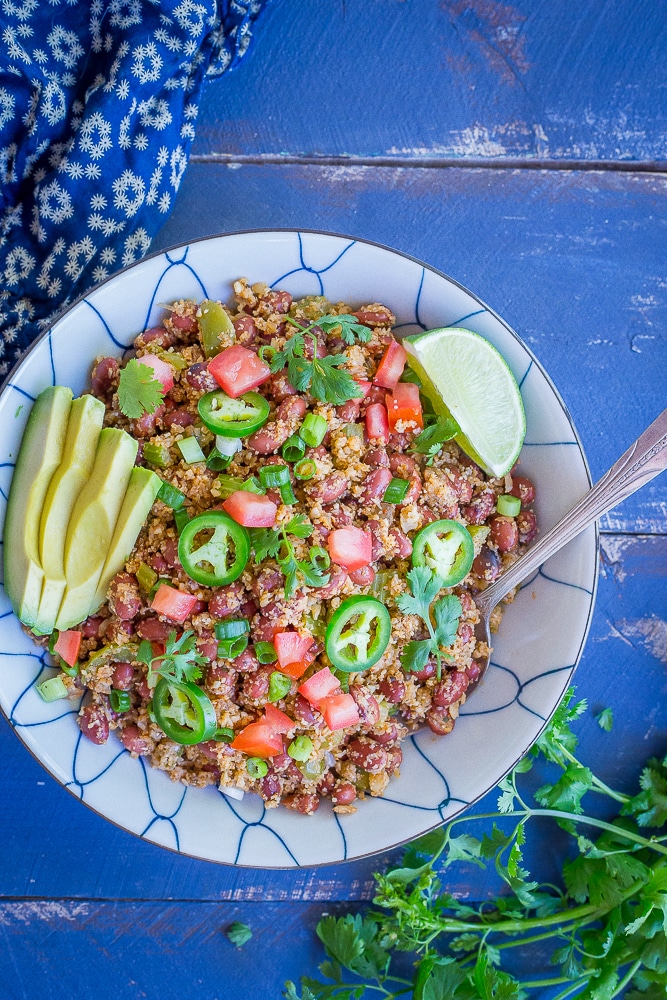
475, 405, 667, 615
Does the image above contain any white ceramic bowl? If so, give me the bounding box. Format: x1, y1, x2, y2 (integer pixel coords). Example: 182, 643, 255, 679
0, 230, 597, 867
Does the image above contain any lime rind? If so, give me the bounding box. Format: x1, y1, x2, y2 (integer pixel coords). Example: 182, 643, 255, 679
403, 327, 526, 478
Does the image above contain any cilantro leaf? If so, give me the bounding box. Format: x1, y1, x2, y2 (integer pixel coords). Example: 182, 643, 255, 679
623, 757, 667, 828
249, 526, 283, 563
148, 630, 206, 686
273, 320, 363, 405
396, 567, 444, 619
433, 594, 463, 649
284, 514, 314, 539
535, 763, 594, 814
117, 357, 165, 419
411, 415, 461, 460
310, 353, 363, 406
400, 639, 433, 673
317, 314, 373, 345
596, 707, 614, 732
226, 921, 252, 947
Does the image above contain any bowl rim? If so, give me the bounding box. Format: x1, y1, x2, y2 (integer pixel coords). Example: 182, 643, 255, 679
0, 227, 600, 868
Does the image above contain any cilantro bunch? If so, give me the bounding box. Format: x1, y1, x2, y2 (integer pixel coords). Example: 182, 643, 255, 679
285, 690, 667, 1000
270, 315, 370, 406
396, 566, 463, 679
250, 514, 331, 599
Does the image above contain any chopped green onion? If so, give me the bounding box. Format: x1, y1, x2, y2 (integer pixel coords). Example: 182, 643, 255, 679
258, 464, 290, 488
497, 493, 521, 516
109, 689, 131, 713
143, 442, 171, 468
36, 676, 68, 702
214, 619, 249, 640
137, 561, 158, 593
174, 508, 190, 534
48, 631, 58, 655
287, 735, 313, 762
246, 757, 268, 778
206, 448, 232, 471
383, 477, 410, 504
215, 474, 266, 498
177, 436, 206, 464
254, 641, 278, 664
258, 345, 277, 365
268, 671, 292, 703
215, 435, 242, 457
244, 476, 265, 495
294, 458, 316, 481
218, 635, 249, 659
157, 480, 186, 509
279, 481, 297, 505
282, 434, 306, 463
342, 422, 364, 438
58, 659, 79, 678
213, 727, 235, 742
300, 413, 327, 447
309, 546, 330, 572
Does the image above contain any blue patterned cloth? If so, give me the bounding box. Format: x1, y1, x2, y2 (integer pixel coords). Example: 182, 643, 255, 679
0, 0, 269, 374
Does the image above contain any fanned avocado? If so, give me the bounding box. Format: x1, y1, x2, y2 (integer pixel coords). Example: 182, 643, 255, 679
55, 427, 138, 630
33, 394, 106, 634
3, 386, 73, 629
91, 466, 162, 612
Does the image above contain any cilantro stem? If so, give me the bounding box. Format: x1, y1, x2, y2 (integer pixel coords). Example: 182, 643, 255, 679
559, 745, 630, 804
528, 807, 667, 854
610, 959, 643, 998
519, 974, 594, 989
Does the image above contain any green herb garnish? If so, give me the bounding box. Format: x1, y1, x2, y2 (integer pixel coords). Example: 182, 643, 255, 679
250, 514, 330, 598
226, 921, 253, 948
410, 414, 461, 462
270, 316, 365, 406
396, 566, 462, 679
140, 630, 207, 687
117, 357, 165, 419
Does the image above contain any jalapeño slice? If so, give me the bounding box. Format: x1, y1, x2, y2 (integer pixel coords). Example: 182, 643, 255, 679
412, 518, 474, 586
152, 678, 217, 745
325, 595, 391, 673
178, 510, 250, 587
197, 389, 270, 438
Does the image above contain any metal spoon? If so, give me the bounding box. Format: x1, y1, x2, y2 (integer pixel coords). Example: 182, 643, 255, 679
472, 405, 667, 681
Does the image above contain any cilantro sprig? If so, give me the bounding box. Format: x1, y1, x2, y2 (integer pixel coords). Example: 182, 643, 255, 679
139, 629, 207, 688
396, 566, 462, 678
286, 689, 667, 1000
250, 514, 330, 598
410, 414, 461, 463
270, 316, 366, 406
117, 357, 165, 419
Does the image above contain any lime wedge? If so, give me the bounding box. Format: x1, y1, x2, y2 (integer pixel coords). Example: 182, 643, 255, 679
403, 327, 526, 478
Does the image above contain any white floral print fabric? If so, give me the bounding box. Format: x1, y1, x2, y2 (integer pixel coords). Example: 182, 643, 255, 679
0, 0, 269, 373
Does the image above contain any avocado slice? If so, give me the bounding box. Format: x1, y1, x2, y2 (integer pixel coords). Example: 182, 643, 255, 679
55, 427, 138, 630
33, 394, 106, 634
3, 386, 73, 628
91, 466, 162, 613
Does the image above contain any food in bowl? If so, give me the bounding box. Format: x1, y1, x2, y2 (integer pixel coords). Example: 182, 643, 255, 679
5, 278, 537, 815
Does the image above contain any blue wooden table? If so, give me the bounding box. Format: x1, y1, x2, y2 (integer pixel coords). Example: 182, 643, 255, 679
1, 2, 666, 996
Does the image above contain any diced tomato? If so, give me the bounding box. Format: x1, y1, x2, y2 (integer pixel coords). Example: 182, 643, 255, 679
352, 378, 372, 398
386, 382, 424, 431
136, 354, 174, 393
231, 722, 283, 758
150, 584, 198, 623
297, 666, 341, 709
222, 490, 277, 528
208, 345, 271, 399
274, 632, 314, 670
319, 693, 361, 731
328, 526, 372, 571
53, 629, 82, 667
373, 339, 407, 389
365, 402, 389, 443
263, 703, 294, 733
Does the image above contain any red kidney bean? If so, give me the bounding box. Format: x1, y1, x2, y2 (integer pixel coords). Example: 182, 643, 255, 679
136, 617, 172, 642
265, 371, 296, 401
361, 466, 393, 504
316, 566, 349, 599
433, 670, 469, 707
150, 553, 169, 574
197, 634, 219, 662
462, 490, 496, 525
260, 290, 292, 314
330, 508, 352, 528
111, 661, 134, 690
206, 664, 237, 698
239, 599, 259, 621
163, 409, 195, 429
349, 565, 375, 586
442, 464, 473, 503
369, 723, 402, 745
252, 615, 280, 643
185, 362, 218, 393
120, 725, 151, 755
459, 591, 475, 613
90, 357, 119, 397
308, 471, 349, 505
103, 616, 133, 644
412, 657, 436, 682
390, 527, 413, 559
307, 444, 328, 462
350, 686, 380, 726
354, 306, 394, 327
458, 623, 474, 644
388, 431, 411, 450
364, 446, 389, 468
417, 506, 438, 525
511, 475, 536, 507
472, 547, 501, 582
302, 333, 326, 360
79, 705, 109, 745
293, 693, 319, 726
426, 705, 456, 736
379, 678, 406, 704
271, 752, 302, 780
81, 615, 104, 639
346, 739, 387, 773
364, 385, 387, 407
366, 519, 386, 561
130, 404, 165, 439
242, 665, 273, 701
317, 771, 336, 795
135, 676, 151, 700
311, 524, 330, 547
162, 536, 180, 568
260, 774, 282, 798
385, 747, 403, 773
233, 314, 258, 346
233, 649, 260, 674
247, 396, 308, 454
489, 515, 519, 553
336, 399, 362, 422
198, 741, 219, 762
170, 313, 198, 333
208, 582, 246, 619
389, 455, 421, 503
466, 661, 483, 684
250, 567, 282, 597
284, 793, 319, 815
517, 510, 538, 544
332, 782, 357, 806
